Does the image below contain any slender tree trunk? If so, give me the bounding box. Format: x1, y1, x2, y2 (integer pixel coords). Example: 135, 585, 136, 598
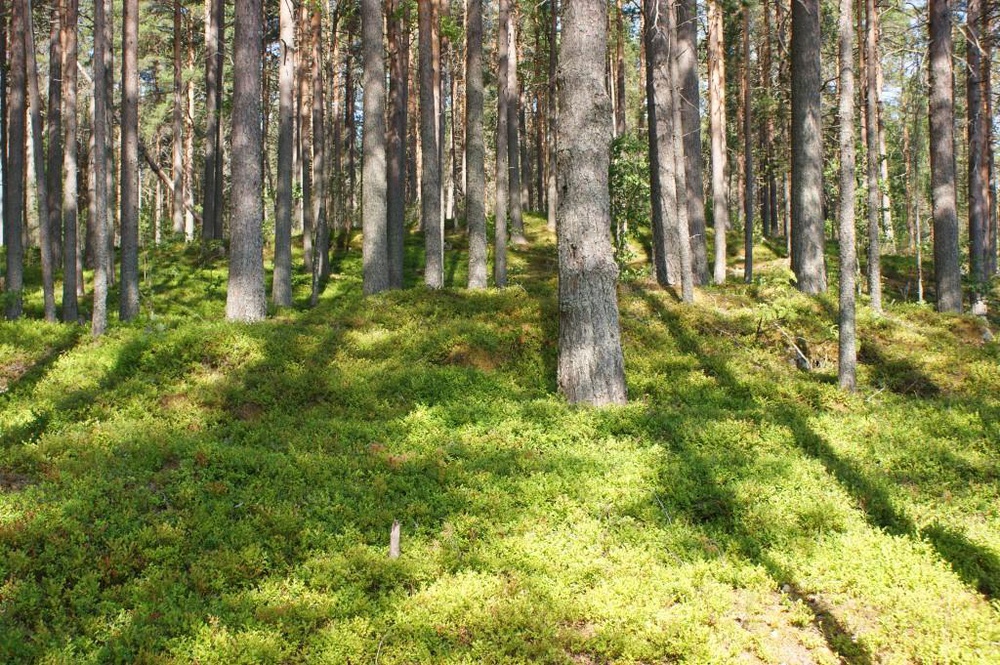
46, 4, 64, 268
387, 0, 410, 289
299, 4, 313, 272
4, 0, 27, 320
677, 0, 708, 284
226, 0, 266, 322
986, 9, 997, 277
875, 52, 894, 251
172, 0, 185, 237
670, 0, 693, 302
273, 0, 295, 307
466, 0, 487, 289
790, 0, 827, 293
61, 0, 79, 321
546, 0, 558, 234
864, 0, 881, 313
420, 0, 444, 287
202, 0, 222, 241
494, 0, 511, 286
184, 35, 196, 240
119, 0, 139, 320
25, 0, 56, 322
507, 7, 526, 244
557, 0, 627, 406
928, 0, 961, 312
310, 5, 329, 303
742, 6, 753, 285
708, 0, 729, 285
838, 0, 857, 390
91, 0, 110, 334
361, 0, 389, 294
614, 0, 626, 137
967, 0, 988, 313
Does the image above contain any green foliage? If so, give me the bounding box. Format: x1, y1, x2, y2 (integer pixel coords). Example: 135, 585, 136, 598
609, 133, 651, 280
2, 215, 999, 663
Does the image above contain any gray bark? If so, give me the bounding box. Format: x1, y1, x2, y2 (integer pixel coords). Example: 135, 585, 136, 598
742, 6, 753, 285
708, 0, 729, 285
495, 0, 511, 286
4, 0, 26, 320
362, 0, 389, 294
46, 5, 63, 272
546, 0, 558, 233
120, 0, 139, 321
507, 10, 525, 244
838, 0, 857, 390
310, 6, 329, 303
420, 0, 444, 287
928, 0, 961, 312
61, 0, 79, 322
677, 0, 708, 285
273, 0, 295, 307
967, 0, 988, 310
173, 0, 184, 237
864, 0, 881, 314
466, 0, 488, 289
557, 0, 627, 406
226, 0, 267, 322
91, 0, 110, 335
202, 0, 223, 241
790, 0, 827, 293
387, 0, 410, 289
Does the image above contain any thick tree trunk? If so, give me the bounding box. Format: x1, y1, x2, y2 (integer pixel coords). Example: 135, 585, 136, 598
420, 0, 444, 287
967, 0, 988, 312
4, 0, 27, 320
790, 0, 827, 293
677, 0, 708, 285
387, 0, 410, 289
226, 0, 266, 322
61, 0, 80, 321
361, 0, 389, 294
466, 0, 488, 289
119, 0, 139, 321
507, 7, 526, 244
708, 0, 729, 285
25, 0, 56, 322
928, 0, 961, 312
557, 0, 627, 406
91, 0, 110, 335
494, 0, 511, 286
272, 0, 295, 308
838, 0, 857, 390
864, 0, 881, 313
310, 6, 329, 302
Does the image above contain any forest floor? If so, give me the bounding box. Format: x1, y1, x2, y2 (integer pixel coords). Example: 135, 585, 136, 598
2, 214, 999, 663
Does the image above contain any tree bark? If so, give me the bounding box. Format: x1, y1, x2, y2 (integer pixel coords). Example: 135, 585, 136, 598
361, 0, 389, 294
387, 0, 410, 289
790, 0, 827, 293
967, 0, 988, 312
838, 0, 857, 390
119, 0, 139, 321
25, 0, 56, 322
708, 0, 729, 285
173, 0, 185, 237
928, 0, 961, 312
494, 0, 511, 286
420, 0, 444, 287
226, 0, 267, 322
273, 0, 295, 307
466, 0, 488, 289
546, 0, 558, 233
310, 5, 329, 303
61, 0, 79, 321
91, 0, 110, 335
557, 0, 627, 406
677, 0, 708, 285
298, 3, 314, 272
742, 5, 753, 284
202, 0, 223, 241
864, 0, 882, 314
4, 0, 26, 320
506, 5, 526, 244
46, 4, 63, 269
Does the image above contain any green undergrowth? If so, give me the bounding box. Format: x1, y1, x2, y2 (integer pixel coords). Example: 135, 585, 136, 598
2, 216, 999, 663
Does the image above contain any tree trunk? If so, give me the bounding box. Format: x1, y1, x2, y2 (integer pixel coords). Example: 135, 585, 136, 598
708, 0, 729, 285
46, 4, 63, 269
928, 0, 961, 312
119, 0, 139, 321
864, 0, 881, 313
742, 6, 753, 284
310, 5, 329, 303
361, 0, 389, 294
494, 0, 511, 286
61, 0, 80, 321
273, 0, 295, 307
4, 0, 27, 320
202, 0, 223, 241
967, 0, 988, 312
25, 0, 56, 322
790, 0, 827, 293
420, 0, 444, 287
466, 0, 488, 289
91, 0, 110, 335
677, 0, 708, 285
614, 0, 627, 137
387, 0, 410, 289
546, 0, 558, 234
173, 0, 185, 237
507, 7, 525, 244
299, 3, 313, 272
226, 0, 266, 322
557, 0, 627, 406
837, 0, 857, 390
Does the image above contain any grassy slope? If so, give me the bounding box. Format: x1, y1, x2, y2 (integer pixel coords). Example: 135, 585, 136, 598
2, 216, 999, 664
